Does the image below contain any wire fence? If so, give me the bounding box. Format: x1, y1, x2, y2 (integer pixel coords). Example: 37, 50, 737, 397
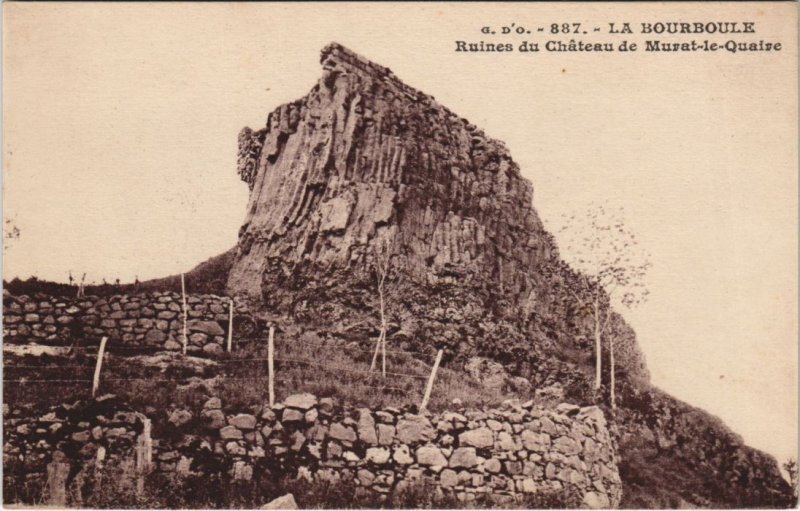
252, 334, 434, 358
2, 332, 437, 390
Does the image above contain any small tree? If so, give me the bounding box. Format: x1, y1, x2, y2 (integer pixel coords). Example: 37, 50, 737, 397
369, 247, 393, 377
556, 203, 651, 408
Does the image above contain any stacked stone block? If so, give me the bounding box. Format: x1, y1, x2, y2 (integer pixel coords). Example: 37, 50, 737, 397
4, 393, 621, 508
3, 292, 249, 356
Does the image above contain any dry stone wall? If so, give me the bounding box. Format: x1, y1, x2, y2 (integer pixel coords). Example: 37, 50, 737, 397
3, 394, 147, 497
2, 292, 252, 356
3, 393, 622, 508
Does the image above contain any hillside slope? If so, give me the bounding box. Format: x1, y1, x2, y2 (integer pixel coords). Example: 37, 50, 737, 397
8, 43, 789, 508
218, 43, 793, 508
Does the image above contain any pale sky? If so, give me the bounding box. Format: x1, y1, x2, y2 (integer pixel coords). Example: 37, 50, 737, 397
3, 3, 797, 465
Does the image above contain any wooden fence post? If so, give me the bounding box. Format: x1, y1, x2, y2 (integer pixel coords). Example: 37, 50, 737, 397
267, 326, 275, 407
92, 446, 107, 496
135, 414, 152, 495
370, 330, 384, 372
381, 330, 386, 377
92, 336, 108, 398
181, 273, 188, 355
227, 298, 234, 352
47, 453, 70, 506
420, 350, 443, 412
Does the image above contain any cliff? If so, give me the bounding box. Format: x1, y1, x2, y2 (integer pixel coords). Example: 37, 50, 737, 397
223, 43, 794, 508
230, 43, 549, 301
228, 43, 647, 383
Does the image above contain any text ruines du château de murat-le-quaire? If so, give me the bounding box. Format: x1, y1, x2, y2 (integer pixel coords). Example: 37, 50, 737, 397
456, 21, 782, 54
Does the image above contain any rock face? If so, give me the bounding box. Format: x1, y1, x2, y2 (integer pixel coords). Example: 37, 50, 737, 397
227, 43, 646, 377
230, 42, 551, 302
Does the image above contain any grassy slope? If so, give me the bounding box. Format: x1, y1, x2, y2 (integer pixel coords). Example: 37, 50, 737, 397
3, 334, 515, 420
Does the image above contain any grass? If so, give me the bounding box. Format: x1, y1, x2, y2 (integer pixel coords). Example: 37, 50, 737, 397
3, 446, 581, 509
170, 336, 512, 415
9, 464, 579, 509
216, 337, 516, 413
3, 330, 533, 509
3, 331, 517, 421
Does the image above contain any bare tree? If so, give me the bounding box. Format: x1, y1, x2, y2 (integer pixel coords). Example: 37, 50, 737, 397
556, 203, 651, 407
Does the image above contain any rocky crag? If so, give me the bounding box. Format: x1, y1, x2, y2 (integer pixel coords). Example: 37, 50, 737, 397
230, 43, 647, 381
222, 43, 793, 507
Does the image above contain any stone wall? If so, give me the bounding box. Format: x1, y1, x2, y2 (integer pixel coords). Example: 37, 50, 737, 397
3, 393, 622, 508
2, 292, 253, 356
3, 394, 147, 500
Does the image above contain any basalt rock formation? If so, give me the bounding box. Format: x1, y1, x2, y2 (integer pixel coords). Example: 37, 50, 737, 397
226, 43, 794, 507
231, 42, 548, 302
228, 43, 647, 380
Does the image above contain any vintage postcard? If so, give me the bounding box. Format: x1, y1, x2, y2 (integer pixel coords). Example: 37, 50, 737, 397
2, 2, 797, 509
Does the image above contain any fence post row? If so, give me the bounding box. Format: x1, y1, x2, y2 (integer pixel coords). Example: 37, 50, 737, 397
420, 349, 444, 412
47, 319, 438, 419
91, 336, 108, 398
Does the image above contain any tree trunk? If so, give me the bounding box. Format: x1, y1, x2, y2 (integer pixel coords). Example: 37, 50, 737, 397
610, 334, 616, 410
594, 299, 602, 390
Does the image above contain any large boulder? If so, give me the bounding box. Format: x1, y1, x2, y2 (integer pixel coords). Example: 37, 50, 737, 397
416, 445, 448, 466
329, 423, 356, 443
262, 493, 297, 510
396, 415, 435, 444
449, 447, 477, 468
284, 393, 317, 411
357, 409, 378, 445
229, 414, 256, 430
464, 357, 508, 390
459, 427, 493, 448
187, 320, 225, 336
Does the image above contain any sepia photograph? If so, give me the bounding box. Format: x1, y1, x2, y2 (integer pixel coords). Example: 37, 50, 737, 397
2, 2, 798, 509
